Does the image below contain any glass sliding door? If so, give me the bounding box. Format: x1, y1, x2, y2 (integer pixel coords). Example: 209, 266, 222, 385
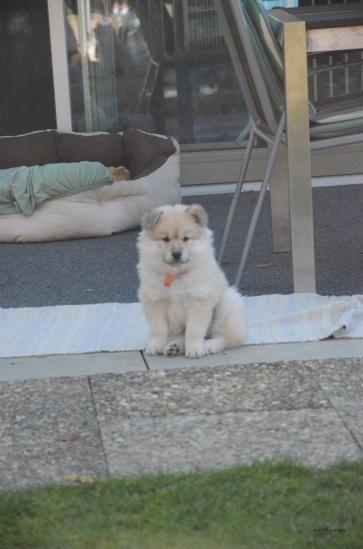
64, 0, 249, 148
60, 0, 363, 183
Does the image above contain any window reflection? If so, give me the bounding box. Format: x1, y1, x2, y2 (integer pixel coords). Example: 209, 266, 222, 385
65, 0, 363, 149
65, 0, 247, 147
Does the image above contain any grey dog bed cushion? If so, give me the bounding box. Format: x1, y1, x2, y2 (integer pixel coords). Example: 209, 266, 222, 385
56, 132, 125, 167
0, 129, 176, 179
122, 129, 176, 178
0, 130, 59, 169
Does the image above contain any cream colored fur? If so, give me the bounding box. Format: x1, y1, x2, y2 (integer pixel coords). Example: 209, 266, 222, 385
137, 204, 246, 358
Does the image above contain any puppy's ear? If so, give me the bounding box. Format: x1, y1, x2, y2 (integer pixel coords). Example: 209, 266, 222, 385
141, 208, 162, 231
187, 204, 208, 227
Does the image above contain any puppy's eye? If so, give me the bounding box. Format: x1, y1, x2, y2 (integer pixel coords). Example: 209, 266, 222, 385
162, 236, 170, 242
183, 236, 190, 242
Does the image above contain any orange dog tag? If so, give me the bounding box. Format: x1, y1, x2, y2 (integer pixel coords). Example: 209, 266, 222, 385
164, 272, 174, 287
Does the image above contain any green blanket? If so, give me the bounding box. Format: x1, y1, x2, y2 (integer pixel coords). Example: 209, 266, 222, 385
0, 161, 115, 215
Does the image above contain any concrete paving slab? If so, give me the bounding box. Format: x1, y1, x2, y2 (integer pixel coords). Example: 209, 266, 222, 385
145, 339, 363, 371
307, 357, 363, 449
91, 362, 361, 474
0, 377, 108, 491
97, 409, 362, 476
0, 351, 146, 382
1, 357, 362, 491
90, 362, 330, 417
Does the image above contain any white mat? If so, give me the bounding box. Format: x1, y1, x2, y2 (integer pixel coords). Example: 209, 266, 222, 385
0, 294, 362, 358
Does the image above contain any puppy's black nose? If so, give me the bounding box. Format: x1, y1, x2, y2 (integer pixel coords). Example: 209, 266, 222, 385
172, 251, 182, 261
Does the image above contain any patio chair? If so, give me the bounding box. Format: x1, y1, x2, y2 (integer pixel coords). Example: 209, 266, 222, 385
214, 0, 363, 287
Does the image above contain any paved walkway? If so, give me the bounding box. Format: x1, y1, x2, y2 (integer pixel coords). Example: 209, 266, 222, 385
1, 339, 362, 491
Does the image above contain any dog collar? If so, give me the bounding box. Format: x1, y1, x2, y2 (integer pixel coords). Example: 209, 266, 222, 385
164, 268, 188, 287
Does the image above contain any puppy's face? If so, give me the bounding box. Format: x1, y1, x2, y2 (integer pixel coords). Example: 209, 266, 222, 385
140, 204, 208, 266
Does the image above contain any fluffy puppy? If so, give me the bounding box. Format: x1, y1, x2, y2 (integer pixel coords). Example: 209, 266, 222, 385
137, 204, 246, 358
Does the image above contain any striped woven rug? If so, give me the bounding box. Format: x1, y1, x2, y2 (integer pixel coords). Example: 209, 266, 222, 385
0, 294, 362, 358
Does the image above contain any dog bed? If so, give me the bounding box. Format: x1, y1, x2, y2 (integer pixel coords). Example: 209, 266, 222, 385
0, 129, 181, 242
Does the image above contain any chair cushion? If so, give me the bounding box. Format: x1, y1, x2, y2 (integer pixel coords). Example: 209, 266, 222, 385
0, 130, 58, 169
310, 116, 363, 140
56, 132, 125, 166
244, 0, 283, 76
309, 90, 363, 139
309, 92, 363, 124
237, 1, 284, 113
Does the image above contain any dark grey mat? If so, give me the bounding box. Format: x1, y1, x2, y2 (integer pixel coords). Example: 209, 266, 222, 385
0, 185, 362, 308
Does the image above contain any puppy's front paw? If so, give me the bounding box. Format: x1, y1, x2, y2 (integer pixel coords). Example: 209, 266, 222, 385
145, 341, 165, 355
204, 338, 224, 355
185, 341, 206, 359
163, 338, 185, 357
163, 342, 180, 357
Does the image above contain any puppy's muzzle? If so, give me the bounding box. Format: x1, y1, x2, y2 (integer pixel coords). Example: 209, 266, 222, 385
172, 251, 182, 261
165, 250, 188, 265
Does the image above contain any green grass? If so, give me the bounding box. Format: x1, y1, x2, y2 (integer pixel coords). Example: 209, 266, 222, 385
1, 461, 362, 549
